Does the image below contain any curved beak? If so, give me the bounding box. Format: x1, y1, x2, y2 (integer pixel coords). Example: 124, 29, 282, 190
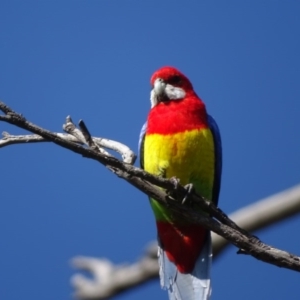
153, 78, 166, 96
152, 78, 168, 103
150, 77, 186, 108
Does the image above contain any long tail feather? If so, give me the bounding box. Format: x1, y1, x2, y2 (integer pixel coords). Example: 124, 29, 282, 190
158, 234, 212, 300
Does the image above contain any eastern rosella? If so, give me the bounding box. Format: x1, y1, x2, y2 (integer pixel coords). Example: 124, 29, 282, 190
139, 66, 222, 300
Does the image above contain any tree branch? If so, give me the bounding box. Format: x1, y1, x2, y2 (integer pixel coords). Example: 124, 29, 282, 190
212, 184, 300, 255
0, 114, 136, 163
71, 244, 158, 299
70, 185, 300, 299
1, 100, 300, 299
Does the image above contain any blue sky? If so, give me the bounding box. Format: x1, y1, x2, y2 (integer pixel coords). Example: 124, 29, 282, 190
1, 1, 300, 300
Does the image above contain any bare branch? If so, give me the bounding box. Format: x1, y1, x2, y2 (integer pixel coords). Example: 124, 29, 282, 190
1, 100, 300, 268
1, 100, 300, 300
0, 131, 78, 147
212, 184, 300, 255
71, 185, 300, 299
0, 112, 136, 164
71, 244, 158, 299
63, 116, 112, 157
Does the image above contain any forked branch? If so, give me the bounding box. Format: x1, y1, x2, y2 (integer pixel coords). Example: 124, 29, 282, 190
1, 101, 300, 299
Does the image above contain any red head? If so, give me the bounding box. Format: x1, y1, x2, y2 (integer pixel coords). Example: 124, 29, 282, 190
150, 66, 195, 107
151, 66, 193, 90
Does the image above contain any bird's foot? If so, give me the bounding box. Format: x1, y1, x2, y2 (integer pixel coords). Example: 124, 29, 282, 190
182, 183, 194, 205
169, 176, 180, 190
167, 177, 180, 196
169, 178, 194, 205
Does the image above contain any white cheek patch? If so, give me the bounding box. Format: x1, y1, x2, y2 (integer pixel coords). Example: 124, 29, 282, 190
165, 84, 186, 100
150, 83, 186, 108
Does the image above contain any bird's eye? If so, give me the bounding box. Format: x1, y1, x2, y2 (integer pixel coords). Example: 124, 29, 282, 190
168, 75, 182, 85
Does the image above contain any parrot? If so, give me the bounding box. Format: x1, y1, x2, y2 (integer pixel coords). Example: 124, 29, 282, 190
139, 66, 222, 300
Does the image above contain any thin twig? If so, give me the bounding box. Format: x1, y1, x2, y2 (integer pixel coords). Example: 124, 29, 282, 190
0, 110, 136, 164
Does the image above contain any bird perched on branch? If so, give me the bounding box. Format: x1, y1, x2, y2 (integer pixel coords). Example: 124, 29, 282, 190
139, 67, 222, 300
139, 66, 222, 300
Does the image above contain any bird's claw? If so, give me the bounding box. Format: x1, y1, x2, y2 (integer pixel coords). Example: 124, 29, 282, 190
182, 183, 194, 205
167, 177, 180, 196
170, 177, 180, 189
169, 178, 194, 205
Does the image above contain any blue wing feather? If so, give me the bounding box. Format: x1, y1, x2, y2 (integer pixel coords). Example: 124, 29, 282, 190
138, 122, 147, 169
207, 114, 222, 205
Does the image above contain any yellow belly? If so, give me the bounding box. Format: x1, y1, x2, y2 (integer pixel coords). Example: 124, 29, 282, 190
144, 128, 215, 222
